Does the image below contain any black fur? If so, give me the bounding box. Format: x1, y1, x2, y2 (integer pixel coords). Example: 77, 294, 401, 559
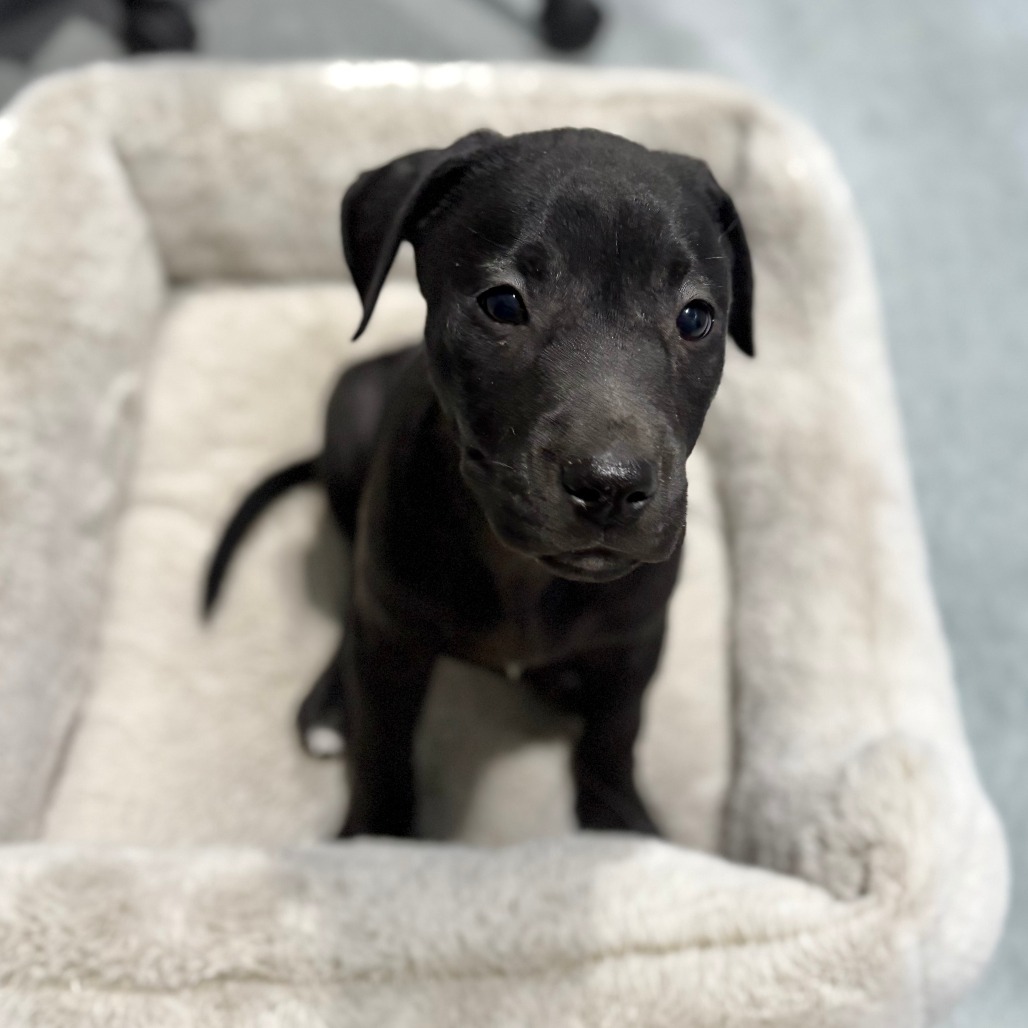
205, 127, 754, 839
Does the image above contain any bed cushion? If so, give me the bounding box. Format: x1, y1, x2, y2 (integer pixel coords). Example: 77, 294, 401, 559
41, 280, 731, 850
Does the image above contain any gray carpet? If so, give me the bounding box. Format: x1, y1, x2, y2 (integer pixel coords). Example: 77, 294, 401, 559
1, 1, 1025, 1023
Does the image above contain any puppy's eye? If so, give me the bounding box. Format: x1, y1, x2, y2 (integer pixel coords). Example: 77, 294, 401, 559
676, 301, 714, 341
479, 286, 528, 325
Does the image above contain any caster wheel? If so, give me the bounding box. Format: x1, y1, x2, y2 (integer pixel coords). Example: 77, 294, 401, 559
541, 0, 603, 51
122, 0, 198, 54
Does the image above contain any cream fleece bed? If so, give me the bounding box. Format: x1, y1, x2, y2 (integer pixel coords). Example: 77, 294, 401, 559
0, 60, 1008, 1026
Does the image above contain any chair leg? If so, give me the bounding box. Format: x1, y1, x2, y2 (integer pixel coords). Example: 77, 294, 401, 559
121, 0, 197, 54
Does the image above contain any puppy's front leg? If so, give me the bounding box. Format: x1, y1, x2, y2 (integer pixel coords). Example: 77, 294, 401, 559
570, 622, 665, 835
338, 609, 435, 839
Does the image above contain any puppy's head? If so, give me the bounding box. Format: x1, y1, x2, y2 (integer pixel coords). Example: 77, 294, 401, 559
343, 128, 753, 582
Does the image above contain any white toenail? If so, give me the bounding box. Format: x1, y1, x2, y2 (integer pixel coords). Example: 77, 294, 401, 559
307, 726, 345, 757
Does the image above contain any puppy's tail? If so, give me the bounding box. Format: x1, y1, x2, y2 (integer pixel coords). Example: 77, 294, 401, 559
202, 457, 318, 619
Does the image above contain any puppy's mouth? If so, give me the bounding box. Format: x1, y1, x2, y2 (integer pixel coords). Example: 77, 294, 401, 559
537, 547, 640, 583
461, 442, 680, 580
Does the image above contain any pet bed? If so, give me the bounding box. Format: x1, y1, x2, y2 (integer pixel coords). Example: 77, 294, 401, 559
0, 60, 1008, 1026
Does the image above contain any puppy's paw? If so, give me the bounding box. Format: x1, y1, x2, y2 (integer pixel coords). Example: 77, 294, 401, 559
297, 657, 347, 759
576, 779, 662, 836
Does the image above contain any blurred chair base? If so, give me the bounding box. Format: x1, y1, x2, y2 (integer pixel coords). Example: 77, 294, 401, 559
540, 0, 602, 51
0, 0, 196, 61
474, 0, 603, 52
123, 0, 196, 53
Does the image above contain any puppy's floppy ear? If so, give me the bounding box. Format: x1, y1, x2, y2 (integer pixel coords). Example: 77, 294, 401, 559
342, 130, 501, 340
713, 187, 755, 357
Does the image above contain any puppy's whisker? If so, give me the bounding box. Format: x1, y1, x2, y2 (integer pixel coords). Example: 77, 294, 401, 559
457, 221, 507, 248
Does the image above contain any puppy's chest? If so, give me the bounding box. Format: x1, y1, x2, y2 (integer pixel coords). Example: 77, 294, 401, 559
463, 613, 557, 674
453, 573, 603, 673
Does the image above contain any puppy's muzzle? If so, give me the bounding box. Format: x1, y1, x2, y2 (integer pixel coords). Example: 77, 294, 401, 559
560, 452, 656, 529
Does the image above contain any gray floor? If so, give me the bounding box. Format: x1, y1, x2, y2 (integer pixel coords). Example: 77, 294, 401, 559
2, 0, 1025, 1022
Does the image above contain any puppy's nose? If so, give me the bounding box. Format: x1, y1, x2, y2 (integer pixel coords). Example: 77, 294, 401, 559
560, 454, 656, 527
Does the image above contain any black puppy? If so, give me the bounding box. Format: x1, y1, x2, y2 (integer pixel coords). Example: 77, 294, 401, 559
204, 128, 753, 839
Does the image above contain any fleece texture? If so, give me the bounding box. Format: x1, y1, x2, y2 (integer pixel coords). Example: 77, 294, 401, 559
0, 61, 1008, 1026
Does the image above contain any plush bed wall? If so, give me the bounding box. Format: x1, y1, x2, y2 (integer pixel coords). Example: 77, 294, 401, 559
0, 61, 1008, 1026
